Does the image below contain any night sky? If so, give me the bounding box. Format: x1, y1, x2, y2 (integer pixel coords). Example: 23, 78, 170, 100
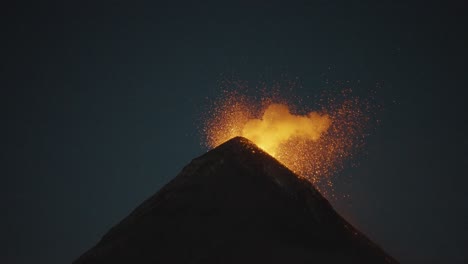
3, 1, 468, 263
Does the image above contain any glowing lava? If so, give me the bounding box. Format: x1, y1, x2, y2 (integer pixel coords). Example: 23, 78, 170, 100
202, 88, 371, 196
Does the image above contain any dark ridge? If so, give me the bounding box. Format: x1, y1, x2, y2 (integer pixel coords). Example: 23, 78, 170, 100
74, 136, 398, 264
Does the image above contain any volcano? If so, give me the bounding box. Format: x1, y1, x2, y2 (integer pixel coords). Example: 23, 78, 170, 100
74, 137, 398, 263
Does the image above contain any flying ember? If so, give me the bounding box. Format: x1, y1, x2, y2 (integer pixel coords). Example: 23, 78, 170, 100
202, 86, 372, 196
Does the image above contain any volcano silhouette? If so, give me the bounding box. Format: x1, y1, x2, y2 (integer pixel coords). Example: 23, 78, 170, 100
74, 137, 398, 263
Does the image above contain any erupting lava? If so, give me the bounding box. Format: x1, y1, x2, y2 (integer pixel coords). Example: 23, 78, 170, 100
202, 86, 372, 196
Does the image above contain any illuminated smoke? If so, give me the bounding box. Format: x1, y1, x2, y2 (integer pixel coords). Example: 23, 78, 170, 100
241, 104, 330, 157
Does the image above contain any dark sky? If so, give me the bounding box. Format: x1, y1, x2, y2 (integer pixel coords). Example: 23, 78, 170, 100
3, 1, 468, 263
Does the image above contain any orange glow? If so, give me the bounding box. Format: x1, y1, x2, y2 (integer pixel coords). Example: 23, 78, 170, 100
241, 104, 331, 157
202, 87, 371, 196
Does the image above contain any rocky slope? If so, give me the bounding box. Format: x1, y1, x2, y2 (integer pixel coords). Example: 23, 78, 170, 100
74, 137, 398, 264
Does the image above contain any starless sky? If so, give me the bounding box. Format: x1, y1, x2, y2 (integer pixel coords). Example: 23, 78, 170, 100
2, 1, 468, 263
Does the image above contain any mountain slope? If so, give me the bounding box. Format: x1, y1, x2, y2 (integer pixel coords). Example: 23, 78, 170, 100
74, 137, 398, 264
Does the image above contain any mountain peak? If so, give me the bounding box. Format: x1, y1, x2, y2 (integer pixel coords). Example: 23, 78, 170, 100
204, 136, 272, 160
220, 135, 254, 146
74, 136, 398, 264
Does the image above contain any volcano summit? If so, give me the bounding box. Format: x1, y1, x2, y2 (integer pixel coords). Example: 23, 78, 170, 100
74, 137, 398, 264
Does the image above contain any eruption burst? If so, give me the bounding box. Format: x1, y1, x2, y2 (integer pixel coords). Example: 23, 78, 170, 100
241, 104, 331, 157
202, 84, 373, 197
